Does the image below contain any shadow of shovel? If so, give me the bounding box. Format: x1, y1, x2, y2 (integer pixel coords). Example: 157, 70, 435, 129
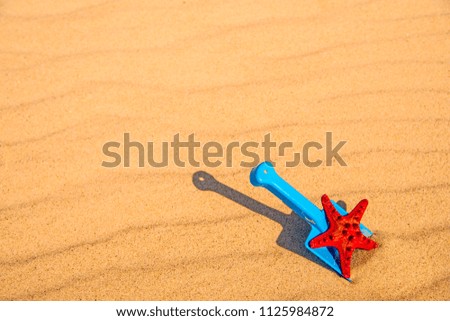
192, 171, 347, 273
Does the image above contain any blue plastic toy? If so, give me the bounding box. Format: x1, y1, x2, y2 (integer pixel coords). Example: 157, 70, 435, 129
250, 162, 375, 279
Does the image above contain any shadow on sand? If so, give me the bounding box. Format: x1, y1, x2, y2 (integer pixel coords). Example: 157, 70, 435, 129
192, 171, 348, 274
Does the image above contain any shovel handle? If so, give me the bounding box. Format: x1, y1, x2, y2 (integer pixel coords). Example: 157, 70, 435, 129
250, 162, 328, 232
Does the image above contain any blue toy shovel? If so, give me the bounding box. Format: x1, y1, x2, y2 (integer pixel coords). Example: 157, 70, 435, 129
250, 162, 374, 279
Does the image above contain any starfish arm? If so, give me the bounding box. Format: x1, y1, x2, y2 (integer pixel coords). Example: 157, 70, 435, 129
309, 232, 337, 248
321, 194, 341, 224
338, 247, 354, 279
354, 236, 378, 251
348, 199, 368, 222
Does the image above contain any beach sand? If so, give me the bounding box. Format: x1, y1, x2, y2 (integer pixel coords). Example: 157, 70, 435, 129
0, 0, 449, 300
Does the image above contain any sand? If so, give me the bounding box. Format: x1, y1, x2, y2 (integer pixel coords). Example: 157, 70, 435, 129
0, 0, 449, 300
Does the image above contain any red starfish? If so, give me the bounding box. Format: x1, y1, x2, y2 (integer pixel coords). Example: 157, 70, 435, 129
309, 194, 378, 279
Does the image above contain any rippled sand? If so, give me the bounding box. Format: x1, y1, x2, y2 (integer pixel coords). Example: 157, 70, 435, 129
0, 0, 448, 300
